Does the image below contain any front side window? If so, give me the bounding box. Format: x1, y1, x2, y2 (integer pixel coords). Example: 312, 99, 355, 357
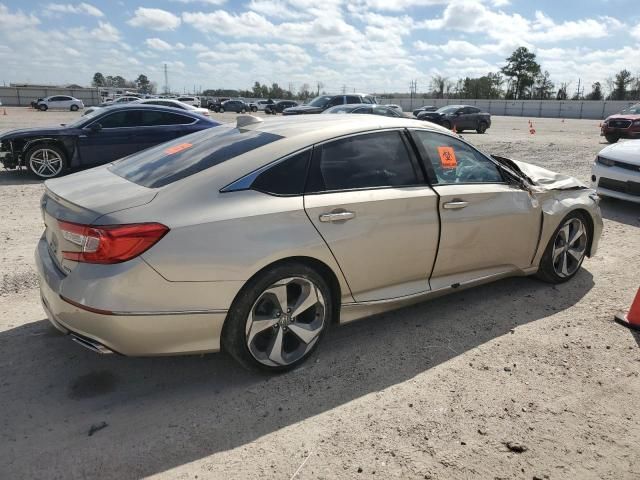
307, 131, 419, 192
325, 96, 344, 108
412, 130, 503, 185
345, 96, 361, 104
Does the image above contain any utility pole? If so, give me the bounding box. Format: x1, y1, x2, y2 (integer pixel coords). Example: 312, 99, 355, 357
576, 78, 581, 100
163, 63, 169, 95
409, 80, 417, 110
341, 84, 346, 95
317, 81, 323, 95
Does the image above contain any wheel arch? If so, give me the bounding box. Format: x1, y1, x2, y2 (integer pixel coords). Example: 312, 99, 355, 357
21, 138, 71, 166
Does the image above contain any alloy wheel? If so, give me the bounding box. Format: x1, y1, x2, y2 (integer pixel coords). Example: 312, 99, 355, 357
245, 277, 326, 367
29, 148, 63, 178
552, 217, 587, 278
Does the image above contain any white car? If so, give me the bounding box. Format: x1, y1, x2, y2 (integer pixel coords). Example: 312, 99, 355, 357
37, 95, 84, 112
134, 98, 210, 116
254, 100, 271, 111
176, 96, 201, 107
385, 104, 403, 114
100, 96, 139, 107
591, 140, 640, 204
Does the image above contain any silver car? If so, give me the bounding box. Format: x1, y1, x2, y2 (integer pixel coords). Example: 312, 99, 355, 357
36, 115, 602, 371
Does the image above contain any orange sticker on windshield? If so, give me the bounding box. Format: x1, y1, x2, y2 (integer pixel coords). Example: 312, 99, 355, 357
437, 146, 457, 169
165, 143, 193, 155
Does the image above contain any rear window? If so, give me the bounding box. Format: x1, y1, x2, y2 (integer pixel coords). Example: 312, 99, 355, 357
109, 126, 283, 188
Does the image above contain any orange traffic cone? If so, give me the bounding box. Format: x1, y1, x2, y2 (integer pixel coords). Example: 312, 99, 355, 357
529, 122, 536, 134
615, 288, 640, 331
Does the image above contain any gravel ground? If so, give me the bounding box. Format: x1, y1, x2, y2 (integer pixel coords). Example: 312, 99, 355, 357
0, 107, 639, 480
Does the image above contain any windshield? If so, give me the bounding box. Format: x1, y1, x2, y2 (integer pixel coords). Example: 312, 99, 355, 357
307, 95, 332, 107
620, 104, 640, 114
436, 106, 460, 114
66, 109, 102, 128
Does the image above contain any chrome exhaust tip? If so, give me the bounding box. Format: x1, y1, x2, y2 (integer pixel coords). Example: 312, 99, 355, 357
70, 334, 114, 354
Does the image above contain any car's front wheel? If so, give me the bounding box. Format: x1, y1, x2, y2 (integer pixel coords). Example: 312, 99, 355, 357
241, 108, 246, 113
442, 120, 452, 129
70, 105, 79, 112
25, 144, 67, 179
219, 107, 225, 113
222, 262, 332, 372
604, 134, 619, 143
251, 107, 258, 112
38, 104, 48, 111
477, 121, 488, 134
536, 212, 590, 284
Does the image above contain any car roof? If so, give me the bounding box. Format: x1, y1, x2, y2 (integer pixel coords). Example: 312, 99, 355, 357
92, 103, 215, 119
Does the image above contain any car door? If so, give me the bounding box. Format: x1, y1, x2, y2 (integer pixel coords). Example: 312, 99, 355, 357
47, 96, 64, 109
304, 130, 440, 302
77, 109, 143, 165
410, 129, 541, 290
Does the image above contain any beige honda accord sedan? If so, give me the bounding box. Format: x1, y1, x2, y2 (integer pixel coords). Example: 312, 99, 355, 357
36, 114, 602, 371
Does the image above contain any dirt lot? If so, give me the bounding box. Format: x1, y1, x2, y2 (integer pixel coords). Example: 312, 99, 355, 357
0, 107, 639, 480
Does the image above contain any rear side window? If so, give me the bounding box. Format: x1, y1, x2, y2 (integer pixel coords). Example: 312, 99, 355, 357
412, 130, 503, 185
345, 96, 361, 104
251, 150, 311, 196
109, 126, 283, 188
307, 131, 419, 192
141, 110, 194, 126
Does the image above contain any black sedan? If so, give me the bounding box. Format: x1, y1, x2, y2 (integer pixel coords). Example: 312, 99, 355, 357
0, 104, 219, 178
412, 105, 437, 117
265, 100, 299, 115
417, 105, 491, 133
219, 100, 251, 113
323, 104, 401, 117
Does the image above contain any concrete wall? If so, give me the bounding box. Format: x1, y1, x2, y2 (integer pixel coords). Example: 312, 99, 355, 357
0, 86, 102, 107
377, 98, 637, 120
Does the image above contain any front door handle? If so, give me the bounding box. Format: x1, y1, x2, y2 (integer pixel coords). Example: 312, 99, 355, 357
319, 210, 356, 223
443, 201, 469, 210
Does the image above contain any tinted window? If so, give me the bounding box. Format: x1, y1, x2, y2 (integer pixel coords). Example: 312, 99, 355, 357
109, 126, 283, 188
98, 110, 142, 128
412, 130, 502, 184
325, 96, 344, 108
307, 131, 419, 192
373, 106, 399, 117
141, 110, 195, 126
251, 150, 310, 196
345, 96, 361, 104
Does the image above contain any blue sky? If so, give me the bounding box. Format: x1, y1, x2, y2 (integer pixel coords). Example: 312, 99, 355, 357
0, 1, 639, 95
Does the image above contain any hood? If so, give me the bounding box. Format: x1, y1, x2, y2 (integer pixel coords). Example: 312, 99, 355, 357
598, 139, 640, 165
283, 105, 323, 114
509, 158, 587, 191
0, 126, 69, 140
606, 113, 640, 121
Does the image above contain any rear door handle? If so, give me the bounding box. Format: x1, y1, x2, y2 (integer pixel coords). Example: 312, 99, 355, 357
319, 211, 356, 223
443, 201, 469, 210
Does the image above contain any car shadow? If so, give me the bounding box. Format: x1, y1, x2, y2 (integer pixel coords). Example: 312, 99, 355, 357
0, 272, 594, 478
0, 169, 43, 186
599, 197, 640, 228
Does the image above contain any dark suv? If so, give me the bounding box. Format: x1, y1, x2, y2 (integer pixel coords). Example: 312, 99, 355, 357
418, 105, 491, 133
282, 94, 376, 115
219, 100, 251, 113
265, 100, 298, 115
601, 103, 640, 143
207, 97, 230, 112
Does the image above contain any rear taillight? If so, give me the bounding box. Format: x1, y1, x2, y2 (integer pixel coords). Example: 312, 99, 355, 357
58, 221, 168, 264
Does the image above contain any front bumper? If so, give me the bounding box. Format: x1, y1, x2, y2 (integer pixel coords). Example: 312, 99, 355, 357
591, 161, 640, 204
600, 125, 640, 139
35, 236, 228, 356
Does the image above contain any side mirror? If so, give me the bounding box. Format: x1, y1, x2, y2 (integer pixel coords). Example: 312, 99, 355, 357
89, 123, 102, 133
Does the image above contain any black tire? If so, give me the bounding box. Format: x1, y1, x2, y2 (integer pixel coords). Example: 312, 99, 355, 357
219, 107, 225, 113
70, 105, 79, 112
25, 144, 67, 179
251, 107, 258, 112
535, 211, 590, 284
442, 120, 452, 129
604, 134, 619, 144
38, 104, 48, 111
222, 262, 333, 372
241, 108, 246, 114
477, 121, 488, 134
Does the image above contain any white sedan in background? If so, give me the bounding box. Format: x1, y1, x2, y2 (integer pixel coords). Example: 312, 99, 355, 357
37, 95, 84, 112
134, 98, 210, 116
176, 96, 201, 107
592, 140, 640, 204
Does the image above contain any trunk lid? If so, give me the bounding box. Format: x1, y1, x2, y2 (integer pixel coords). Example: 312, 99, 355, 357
42, 165, 157, 273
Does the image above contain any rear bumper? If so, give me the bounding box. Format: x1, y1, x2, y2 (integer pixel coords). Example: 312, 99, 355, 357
591, 162, 640, 204
35, 236, 228, 356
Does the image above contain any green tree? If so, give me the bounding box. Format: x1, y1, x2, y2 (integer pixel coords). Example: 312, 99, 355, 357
135, 74, 151, 94
586, 82, 603, 101
92, 72, 106, 87
501, 47, 541, 100
533, 70, 554, 99
430, 74, 450, 98
612, 69, 633, 100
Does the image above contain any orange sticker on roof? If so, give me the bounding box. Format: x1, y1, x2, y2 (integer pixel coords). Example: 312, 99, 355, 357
437, 146, 457, 169
165, 143, 193, 155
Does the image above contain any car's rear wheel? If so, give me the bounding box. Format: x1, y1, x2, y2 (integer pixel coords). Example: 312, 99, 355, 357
222, 263, 332, 372
604, 134, 619, 143
25, 145, 67, 179
442, 120, 452, 129
39, 104, 48, 111
70, 105, 79, 112
251, 107, 258, 112
477, 121, 488, 134
219, 107, 225, 113
536, 212, 589, 284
